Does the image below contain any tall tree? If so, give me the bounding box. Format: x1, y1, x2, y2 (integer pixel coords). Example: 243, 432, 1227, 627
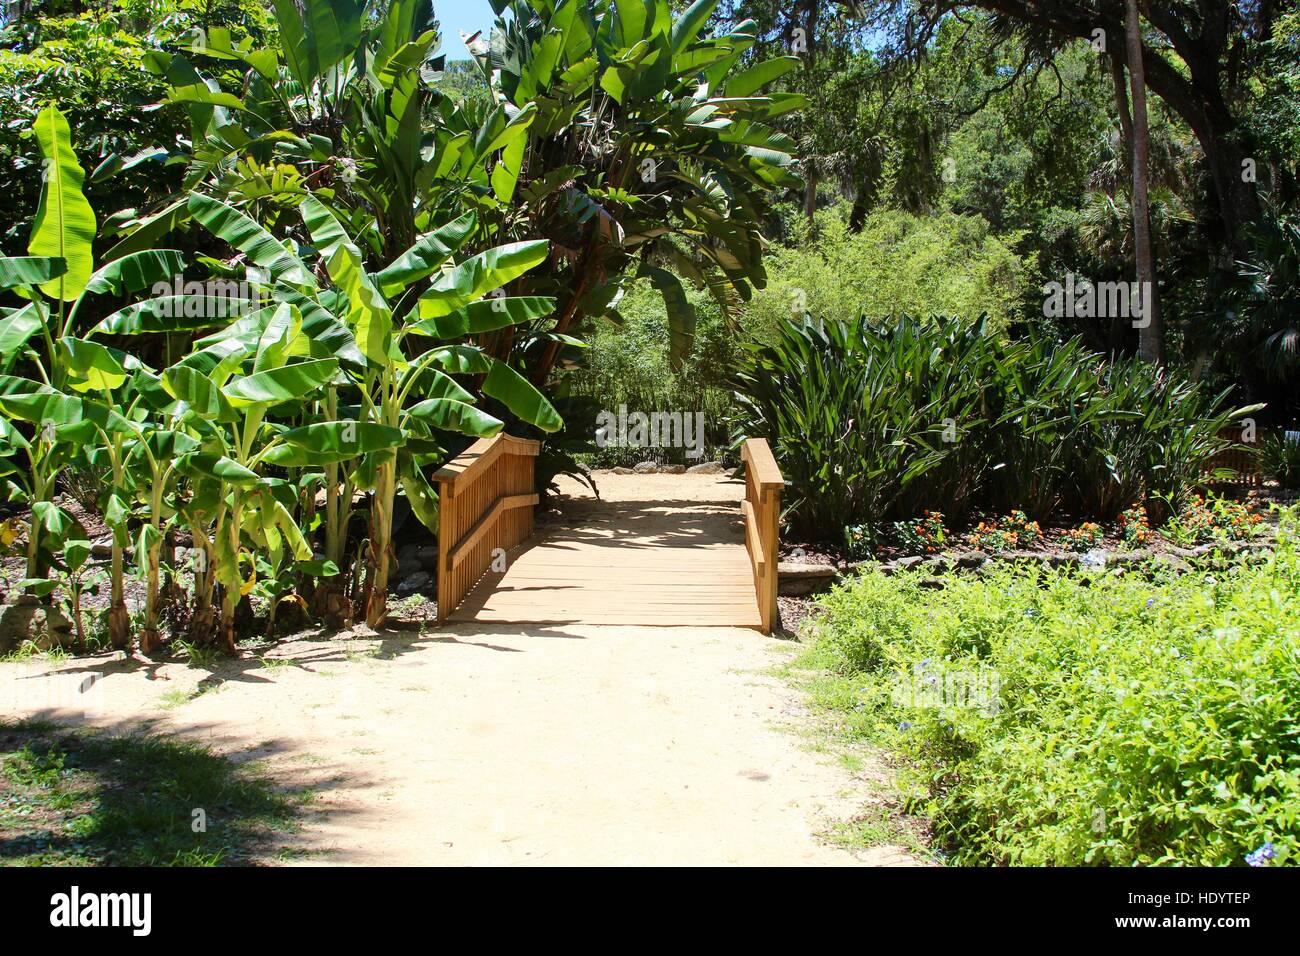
854, 0, 1278, 254
1123, 0, 1162, 364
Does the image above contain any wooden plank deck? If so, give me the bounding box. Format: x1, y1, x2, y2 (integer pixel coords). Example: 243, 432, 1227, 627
446, 474, 763, 628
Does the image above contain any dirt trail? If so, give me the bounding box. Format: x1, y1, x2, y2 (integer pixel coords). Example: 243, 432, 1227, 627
1, 473, 920, 866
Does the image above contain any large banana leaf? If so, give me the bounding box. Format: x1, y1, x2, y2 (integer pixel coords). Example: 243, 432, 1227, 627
272, 0, 363, 90
408, 296, 555, 338
405, 398, 503, 436
0, 257, 65, 290
28, 105, 96, 302
640, 266, 696, 368
482, 360, 563, 432
92, 293, 254, 335
417, 241, 550, 318
176, 452, 260, 487
223, 358, 340, 407
0, 390, 133, 436
83, 250, 187, 296
328, 244, 392, 368
0, 305, 44, 365
373, 212, 476, 297
188, 193, 311, 285
59, 337, 134, 393
280, 420, 404, 453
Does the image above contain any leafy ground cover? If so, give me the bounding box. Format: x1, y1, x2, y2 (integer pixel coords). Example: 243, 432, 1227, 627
789, 509, 1300, 865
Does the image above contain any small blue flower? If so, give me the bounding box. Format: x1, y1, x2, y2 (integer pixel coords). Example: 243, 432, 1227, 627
1145, 598, 1156, 608
898, 721, 912, 731
1245, 842, 1276, 867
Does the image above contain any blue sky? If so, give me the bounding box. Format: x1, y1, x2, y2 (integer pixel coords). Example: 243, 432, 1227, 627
432, 0, 497, 60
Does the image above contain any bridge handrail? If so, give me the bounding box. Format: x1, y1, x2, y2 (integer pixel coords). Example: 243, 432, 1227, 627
741, 437, 783, 634
433, 433, 540, 621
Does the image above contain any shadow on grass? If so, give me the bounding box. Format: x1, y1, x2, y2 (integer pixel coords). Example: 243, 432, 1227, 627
0, 717, 307, 866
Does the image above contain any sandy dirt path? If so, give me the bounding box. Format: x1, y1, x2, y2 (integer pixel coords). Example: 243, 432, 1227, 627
1, 474, 918, 866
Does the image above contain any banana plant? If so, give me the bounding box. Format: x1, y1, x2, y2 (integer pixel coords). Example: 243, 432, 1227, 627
159, 300, 338, 651
286, 194, 563, 626
0, 105, 190, 647
465, 0, 804, 379
121, 422, 200, 654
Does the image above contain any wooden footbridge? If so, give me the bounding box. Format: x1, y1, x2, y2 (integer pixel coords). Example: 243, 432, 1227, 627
431, 436, 784, 632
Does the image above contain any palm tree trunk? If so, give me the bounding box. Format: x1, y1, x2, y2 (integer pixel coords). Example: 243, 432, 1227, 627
1124, 0, 1164, 365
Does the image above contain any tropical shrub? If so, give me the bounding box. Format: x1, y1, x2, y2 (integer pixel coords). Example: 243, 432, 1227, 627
967, 511, 1041, 552
742, 206, 1032, 339
732, 313, 1255, 540
802, 512, 1300, 865
1259, 430, 1300, 488
1163, 494, 1265, 546
0, 103, 561, 653
1117, 506, 1154, 546
1059, 522, 1104, 552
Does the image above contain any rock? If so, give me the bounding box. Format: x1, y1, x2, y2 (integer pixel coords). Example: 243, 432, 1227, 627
1080, 548, 1109, 570
1110, 550, 1150, 565
686, 461, 724, 475
778, 562, 839, 596
417, 545, 440, 570
660, 464, 686, 475
1004, 550, 1041, 562
0, 596, 74, 653
925, 556, 951, 574
396, 570, 433, 596
894, 556, 926, 571
918, 577, 946, 590
91, 537, 113, 558
1153, 553, 1191, 573
1049, 554, 1080, 568
956, 552, 988, 570
611, 466, 635, 475
633, 461, 658, 474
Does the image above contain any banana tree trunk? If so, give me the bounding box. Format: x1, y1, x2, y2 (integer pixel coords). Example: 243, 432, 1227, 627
364, 460, 397, 628
187, 521, 217, 644
218, 498, 241, 654
139, 484, 164, 655
106, 446, 130, 650
107, 541, 130, 650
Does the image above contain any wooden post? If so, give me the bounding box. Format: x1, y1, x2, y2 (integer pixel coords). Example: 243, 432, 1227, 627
741, 438, 784, 634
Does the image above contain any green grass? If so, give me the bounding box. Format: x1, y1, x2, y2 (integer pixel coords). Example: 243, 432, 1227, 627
0, 719, 304, 866
0, 640, 72, 664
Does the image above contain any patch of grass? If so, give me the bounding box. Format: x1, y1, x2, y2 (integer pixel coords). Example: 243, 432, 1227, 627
343, 640, 381, 663
157, 682, 223, 709
823, 803, 930, 857
157, 688, 192, 709
0, 719, 303, 866
1, 640, 72, 664
173, 640, 220, 670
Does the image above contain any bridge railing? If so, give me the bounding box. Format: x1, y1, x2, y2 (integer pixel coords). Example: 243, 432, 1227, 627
432, 433, 540, 622
741, 438, 784, 634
